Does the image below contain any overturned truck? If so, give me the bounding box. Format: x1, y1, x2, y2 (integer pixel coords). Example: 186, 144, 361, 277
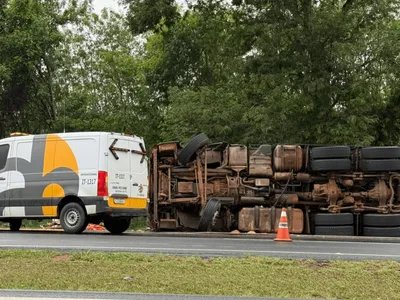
149, 133, 400, 236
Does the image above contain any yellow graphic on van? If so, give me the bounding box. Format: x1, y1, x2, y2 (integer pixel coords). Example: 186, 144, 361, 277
43, 134, 79, 176
42, 183, 65, 198
42, 206, 57, 216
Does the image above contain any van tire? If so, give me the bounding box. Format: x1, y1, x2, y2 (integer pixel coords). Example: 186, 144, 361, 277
178, 133, 211, 165
9, 219, 22, 232
60, 203, 87, 234
104, 217, 131, 235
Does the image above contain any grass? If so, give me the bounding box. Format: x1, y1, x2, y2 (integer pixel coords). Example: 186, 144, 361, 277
0, 217, 148, 231
0, 250, 399, 300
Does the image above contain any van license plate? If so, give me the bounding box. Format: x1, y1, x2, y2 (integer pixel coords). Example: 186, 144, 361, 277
114, 199, 125, 204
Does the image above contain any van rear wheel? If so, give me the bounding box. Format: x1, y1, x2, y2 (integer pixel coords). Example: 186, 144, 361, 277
9, 219, 22, 232
60, 203, 87, 234
104, 217, 131, 235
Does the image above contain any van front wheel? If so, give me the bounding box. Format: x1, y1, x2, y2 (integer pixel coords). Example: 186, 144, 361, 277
104, 217, 131, 235
60, 203, 87, 234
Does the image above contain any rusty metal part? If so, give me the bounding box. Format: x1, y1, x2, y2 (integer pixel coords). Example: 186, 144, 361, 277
204, 148, 208, 209
213, 180, 228, 196
239, 197, 267, 205
274, 145, 303, 172
312, 179, 342, 211
296, 173, 311, 182
249, 145, 273, 177
152, 148, 159, 228
201, 150, 222, 165
196, 157, 206, 209
341, 179, 354, 187
159, 219, 178, 229
363, 180, 391, 207
177, 211, 200, 229
172, 168, 232, 176
228, 145, 248, 171
238, 207, 304, 233
178, 182, 195, 194
170, 197, 199, 203
168, 168, 172, 201
278, 194, 299, 204
343, 196, 355, 204
397, 184, 400, 202
274, 172, 294, 181
158, 142, 179, 154
158, 172, 169, 197
255, 178, 270, 187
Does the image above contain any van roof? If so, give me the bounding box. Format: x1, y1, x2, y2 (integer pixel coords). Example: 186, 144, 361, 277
2, 131, 144, 142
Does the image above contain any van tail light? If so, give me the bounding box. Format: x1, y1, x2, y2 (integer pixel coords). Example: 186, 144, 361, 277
97, 171, 108, 196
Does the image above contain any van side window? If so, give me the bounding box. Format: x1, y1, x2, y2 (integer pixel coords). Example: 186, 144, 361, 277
0, 144, 9, 170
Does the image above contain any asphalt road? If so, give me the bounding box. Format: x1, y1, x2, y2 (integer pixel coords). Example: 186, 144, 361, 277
0, 290, 310, 300
0, 231, 400, 261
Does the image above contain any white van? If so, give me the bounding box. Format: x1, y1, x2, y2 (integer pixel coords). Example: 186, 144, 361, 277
0, 131, 148, 234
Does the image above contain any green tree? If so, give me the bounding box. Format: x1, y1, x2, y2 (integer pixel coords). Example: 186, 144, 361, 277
0, 0, 89, 137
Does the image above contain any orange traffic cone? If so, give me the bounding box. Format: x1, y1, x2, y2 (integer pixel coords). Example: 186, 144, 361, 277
274, 208, 292, 242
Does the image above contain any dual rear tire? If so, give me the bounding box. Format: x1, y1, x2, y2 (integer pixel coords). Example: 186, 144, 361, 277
313, 213, 354, 236
60, 202, 130, 235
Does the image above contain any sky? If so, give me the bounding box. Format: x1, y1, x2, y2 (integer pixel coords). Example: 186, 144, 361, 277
92, 0, 124, 14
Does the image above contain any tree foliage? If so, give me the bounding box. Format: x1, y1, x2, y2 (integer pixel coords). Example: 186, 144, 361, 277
2, 0, 400, 149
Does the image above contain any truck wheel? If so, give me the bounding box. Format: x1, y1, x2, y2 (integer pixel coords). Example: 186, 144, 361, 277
9, 219, 22, 232
198, 198, 221, 231
363, 214, 400, 227
363, 226, 400, 237
311, 146, 350, 159
361, 147, 400, 159
314, 226, 354, 236
314, 213, 354, 226
178, 133, 211, 165
360, 159, 400, 172
311, 159, 352, 172
60, 203, 87, 234
104, 217, 131, 235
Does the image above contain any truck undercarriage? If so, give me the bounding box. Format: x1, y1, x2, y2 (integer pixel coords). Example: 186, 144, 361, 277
149, 133, 400, 237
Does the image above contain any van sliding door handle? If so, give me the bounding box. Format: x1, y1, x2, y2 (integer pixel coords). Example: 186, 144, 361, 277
0, 177, 5, 181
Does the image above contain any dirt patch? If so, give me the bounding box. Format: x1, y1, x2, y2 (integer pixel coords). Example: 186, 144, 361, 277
53, 254, 71, 262
306, 261, 330, 269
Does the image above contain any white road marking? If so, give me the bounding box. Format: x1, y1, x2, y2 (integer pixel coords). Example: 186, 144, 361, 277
221, 238, 400, 246
0, 298, 115, 300
0, 245, 399, 258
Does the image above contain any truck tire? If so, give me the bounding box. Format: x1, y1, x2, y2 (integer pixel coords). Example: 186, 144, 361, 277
314, 213, 354, 226
198, 198, 221, 232
311, 159, 352, 172
9, 219, 22, 232
60, 203, 87, 234
178, 133, 211, 165
314, 226, 354, 236
360, 159, 400, 172
363, 214, 400, 227
104, 217, 131, 235
363, 226, 400, 237
361, 147, 400, 159
310, 146, 350, 159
